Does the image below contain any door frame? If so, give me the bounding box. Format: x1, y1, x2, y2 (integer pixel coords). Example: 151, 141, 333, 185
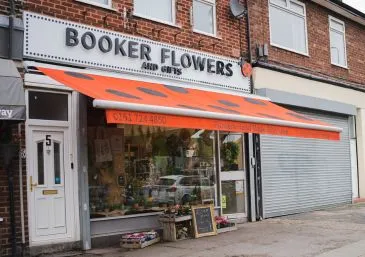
25, 88, 80, 246
217, 131, 248, 220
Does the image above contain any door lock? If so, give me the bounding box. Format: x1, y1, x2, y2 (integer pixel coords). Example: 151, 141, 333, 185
30, 176, 38, 192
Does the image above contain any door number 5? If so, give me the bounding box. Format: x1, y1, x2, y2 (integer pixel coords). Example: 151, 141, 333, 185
46, 135, 51, 146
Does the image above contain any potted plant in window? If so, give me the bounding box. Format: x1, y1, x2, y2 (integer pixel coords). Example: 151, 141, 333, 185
221, 141, 240, 171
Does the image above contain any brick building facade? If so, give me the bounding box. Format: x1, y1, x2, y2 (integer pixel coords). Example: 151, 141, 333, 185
1, 0, 365, 256
248, 0, 365, 88
23, 0, 247, 60
0, 124, 27, 257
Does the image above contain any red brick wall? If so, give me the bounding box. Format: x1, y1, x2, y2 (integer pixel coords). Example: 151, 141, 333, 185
0, 0, 23, 16
248, 0, 365, 86
23, 0, 247, 59
0, 123, 28, 257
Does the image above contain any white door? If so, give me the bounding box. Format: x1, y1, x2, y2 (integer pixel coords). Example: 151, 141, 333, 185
29, 128, 75, 244
219, 133, 247, 219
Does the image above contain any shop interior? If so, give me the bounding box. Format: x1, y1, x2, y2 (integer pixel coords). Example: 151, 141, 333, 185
86, 100, 248, 221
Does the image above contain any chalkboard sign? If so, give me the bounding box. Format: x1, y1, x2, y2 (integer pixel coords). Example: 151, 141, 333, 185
192, 205, 217, 238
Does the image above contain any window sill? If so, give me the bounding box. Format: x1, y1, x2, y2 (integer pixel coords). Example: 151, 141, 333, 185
193, 29, 221, 40
133, 13, 181, 29
331, 62, 349, 70
90, 211, 163, 222
270, 43, 309, 57
75, 0, 118, 12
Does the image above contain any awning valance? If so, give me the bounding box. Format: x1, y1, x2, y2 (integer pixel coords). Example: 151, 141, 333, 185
37, 66, 341, 141
0, 59, 25, 121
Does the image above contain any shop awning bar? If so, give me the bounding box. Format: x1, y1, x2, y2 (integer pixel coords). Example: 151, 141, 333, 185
36, 65, 342, 141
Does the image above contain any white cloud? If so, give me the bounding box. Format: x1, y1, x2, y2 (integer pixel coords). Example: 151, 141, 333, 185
343, 0, 365, 13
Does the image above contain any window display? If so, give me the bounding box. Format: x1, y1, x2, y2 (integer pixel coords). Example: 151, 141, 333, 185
220, 133, 244, 171
87, 117, 216, 219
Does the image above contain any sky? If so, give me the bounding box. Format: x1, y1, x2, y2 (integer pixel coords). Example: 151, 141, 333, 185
344, 0, 365, 13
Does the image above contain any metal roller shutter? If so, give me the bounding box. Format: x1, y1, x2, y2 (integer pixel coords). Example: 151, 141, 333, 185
261, 108, 352, 218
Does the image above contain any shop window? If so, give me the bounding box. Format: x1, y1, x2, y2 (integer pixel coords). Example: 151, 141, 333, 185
28, 91, 68, 121
220, 133, 244, 171
269, 0, 308, 55
192, 0, 216, 36
75, 0, 113, 9
87, 121, 216, 219
134, 0, 176, 25
329, 16, 347, 68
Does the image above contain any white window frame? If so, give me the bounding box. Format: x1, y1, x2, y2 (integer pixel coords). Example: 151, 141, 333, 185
192, 0, 217, 37
75, 0, 114, 11
133, 0, 177, 27
268, 0, 309, 56
329, 15, 348, 69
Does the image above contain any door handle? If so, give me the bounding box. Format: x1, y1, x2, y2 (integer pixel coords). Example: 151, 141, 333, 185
30, 176, 38, 192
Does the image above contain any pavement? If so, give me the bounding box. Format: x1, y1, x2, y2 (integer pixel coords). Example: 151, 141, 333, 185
56, 203, 365, 257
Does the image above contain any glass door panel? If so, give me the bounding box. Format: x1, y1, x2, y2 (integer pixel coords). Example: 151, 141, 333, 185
219, 132, 247, 217
221, 181, 245, 214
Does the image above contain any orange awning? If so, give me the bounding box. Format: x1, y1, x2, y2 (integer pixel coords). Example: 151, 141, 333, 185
37, 66, 341, 140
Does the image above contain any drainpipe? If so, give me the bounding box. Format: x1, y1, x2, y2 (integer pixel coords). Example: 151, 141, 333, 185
18, 123, 26, 256
8, 0, 15, 59
244, 1, 253, 94
244, 0, 262, 221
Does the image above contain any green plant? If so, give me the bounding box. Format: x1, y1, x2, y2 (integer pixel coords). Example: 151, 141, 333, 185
221, 141, 240, 170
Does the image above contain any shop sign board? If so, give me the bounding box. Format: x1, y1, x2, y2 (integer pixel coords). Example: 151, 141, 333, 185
24, 12, 250, 93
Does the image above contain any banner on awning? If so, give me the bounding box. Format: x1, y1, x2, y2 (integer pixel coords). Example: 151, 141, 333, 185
0, 105, 26, 120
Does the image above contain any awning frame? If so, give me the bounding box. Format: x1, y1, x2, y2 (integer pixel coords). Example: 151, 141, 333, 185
93, 100, 342, 133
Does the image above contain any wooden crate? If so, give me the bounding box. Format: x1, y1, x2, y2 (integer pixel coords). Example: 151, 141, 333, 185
159, 215, 192, 242
121, 237, 160, 249
217, 223, 237, 234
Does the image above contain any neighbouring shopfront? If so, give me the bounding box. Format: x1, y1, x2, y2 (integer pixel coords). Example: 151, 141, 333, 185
255, 68, 358, 218
0, 58, 26, 257
23, 11, 342, 251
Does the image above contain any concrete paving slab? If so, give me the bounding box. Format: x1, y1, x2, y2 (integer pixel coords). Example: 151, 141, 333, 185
315, 239, 365, 257
74, 203, 365, 257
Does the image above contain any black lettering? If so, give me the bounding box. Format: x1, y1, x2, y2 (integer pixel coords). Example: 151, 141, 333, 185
128, 41, 139, 58
216, 61, 225, 75
225, 63, 233, 77
115, 38, 127, 56
141, 62, 148, 69
98, 35, 112, 53
66, 28, 79, 47
207, 58, 215, 73
140, 44, 151, 61
180, 53, 192, 68
171, 51, 180, 66
152, 64, 158, 71
161, 48, 170, 63
192, 55, 206, 71
176, 68, 182, 75
81, 32, 96, 50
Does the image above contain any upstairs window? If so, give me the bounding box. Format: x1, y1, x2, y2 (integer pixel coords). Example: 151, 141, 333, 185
77, 0, 112, 9
134, 0, 176, 25
192, 0, 217, 36
329, 16, 347, 68
269, 0, 308, 55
